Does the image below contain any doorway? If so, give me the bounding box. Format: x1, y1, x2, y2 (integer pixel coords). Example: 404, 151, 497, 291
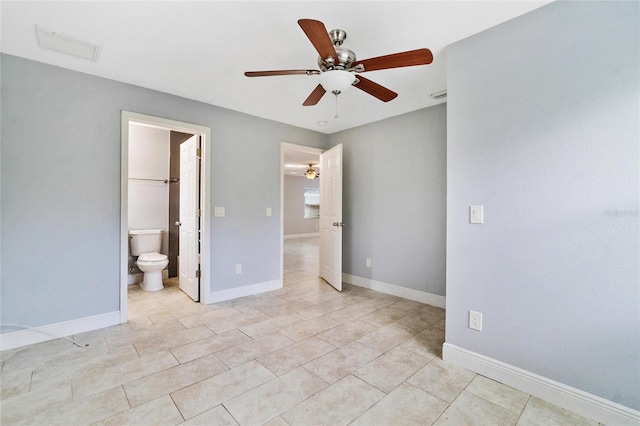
280, 143, 324, 287
120, 111, 212, 323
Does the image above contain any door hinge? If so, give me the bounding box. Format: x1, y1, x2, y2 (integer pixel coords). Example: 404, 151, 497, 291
196, 148, 202, 158
196, 269, 201, 279
196, 208, 201, 217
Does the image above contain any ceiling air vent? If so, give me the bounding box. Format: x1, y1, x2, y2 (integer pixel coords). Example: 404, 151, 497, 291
430, 90, 447, 100
36, 25, 101, 62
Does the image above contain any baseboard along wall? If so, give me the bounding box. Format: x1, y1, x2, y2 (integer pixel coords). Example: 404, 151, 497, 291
342, 273, 446, 309
208, 279, 282, 303
442, 343, 640, 426
0, 311, 121, 351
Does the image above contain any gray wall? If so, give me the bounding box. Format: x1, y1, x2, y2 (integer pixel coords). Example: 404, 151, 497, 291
0, 54, 328, 327
283, 175, 319, 236
446, 1, 639, 410
329, 104, 447, 296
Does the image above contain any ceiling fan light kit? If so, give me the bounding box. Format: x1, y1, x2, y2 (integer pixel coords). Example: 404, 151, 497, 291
244, 19, 433, 109
319, 70, 356, 93
305, 164, 319, 180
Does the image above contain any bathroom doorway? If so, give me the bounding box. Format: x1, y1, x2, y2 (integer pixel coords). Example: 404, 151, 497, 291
120, 111, 212, 323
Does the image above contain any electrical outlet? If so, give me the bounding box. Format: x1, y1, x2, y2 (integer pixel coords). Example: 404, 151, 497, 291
266, 207, 272, 217
365, 258, 372, 268
215, 206, 225, 217
235, 264, 242, 274
469, 310, 483, 331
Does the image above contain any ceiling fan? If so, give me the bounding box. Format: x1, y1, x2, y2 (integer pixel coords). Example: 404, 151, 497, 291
304, 164, 319, 179
244, 19, 433, 106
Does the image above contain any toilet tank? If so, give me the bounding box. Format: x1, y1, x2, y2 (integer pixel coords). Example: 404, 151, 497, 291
129, 229, 163, 256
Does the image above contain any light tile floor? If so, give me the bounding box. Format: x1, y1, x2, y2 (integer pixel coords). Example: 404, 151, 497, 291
1, 237, 600, 425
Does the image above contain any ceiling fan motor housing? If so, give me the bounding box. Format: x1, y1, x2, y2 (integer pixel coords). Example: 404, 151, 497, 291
318, 29, 356, 71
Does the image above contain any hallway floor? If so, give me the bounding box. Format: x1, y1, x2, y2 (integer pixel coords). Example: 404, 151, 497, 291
1, 237, 598, 425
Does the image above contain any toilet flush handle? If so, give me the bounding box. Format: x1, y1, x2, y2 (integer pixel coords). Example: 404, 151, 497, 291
175, 221, 181, 226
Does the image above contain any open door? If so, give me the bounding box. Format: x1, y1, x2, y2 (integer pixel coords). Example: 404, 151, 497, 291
178, 135, 200, 301
319, 144, 343, 291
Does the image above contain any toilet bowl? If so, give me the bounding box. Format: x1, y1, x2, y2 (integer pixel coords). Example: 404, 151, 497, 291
136, 252, 169, 291
129, 229, 168, 292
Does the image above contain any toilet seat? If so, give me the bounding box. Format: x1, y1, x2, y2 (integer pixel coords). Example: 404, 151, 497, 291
136, 252, 168, 292
137, 252, 167, 263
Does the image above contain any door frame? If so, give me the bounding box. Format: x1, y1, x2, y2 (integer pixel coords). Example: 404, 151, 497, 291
280, 142, 325, 284
120, 111, 212, 323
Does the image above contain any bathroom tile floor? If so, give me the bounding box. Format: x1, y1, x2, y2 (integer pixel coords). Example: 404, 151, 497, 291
1, 237, 600, 425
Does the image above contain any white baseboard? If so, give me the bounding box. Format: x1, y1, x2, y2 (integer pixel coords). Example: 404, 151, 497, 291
208, 279, 282, 304
284, 233, 319, 240
442, 343, 640, 426
0, 311, 121, 351
342, 273, 446, 309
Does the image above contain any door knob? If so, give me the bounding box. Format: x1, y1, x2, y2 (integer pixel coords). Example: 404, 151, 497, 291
332, 222, 345, 227
175, 221, 182, 226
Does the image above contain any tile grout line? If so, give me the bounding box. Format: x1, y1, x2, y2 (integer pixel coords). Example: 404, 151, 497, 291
515, 395, 533, 425
168, 392, 186, 423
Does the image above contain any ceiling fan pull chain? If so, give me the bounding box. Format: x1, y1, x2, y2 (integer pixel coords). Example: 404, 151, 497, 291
333, 90, 340, 118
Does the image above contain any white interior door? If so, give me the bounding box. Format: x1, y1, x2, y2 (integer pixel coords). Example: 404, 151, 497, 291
319, 144, 343, 291
179, 135, 200, 301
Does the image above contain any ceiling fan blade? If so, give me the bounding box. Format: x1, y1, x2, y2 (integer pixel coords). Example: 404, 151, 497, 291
353, 48, 433, 72
353, 76, 398, 102
244, 70, 320, 77
303, 84, 326, 106
298, 19, 338, 62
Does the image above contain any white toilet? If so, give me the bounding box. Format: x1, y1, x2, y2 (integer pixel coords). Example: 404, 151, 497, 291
129, 229, 169, 291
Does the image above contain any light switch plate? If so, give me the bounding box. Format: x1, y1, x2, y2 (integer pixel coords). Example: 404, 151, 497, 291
266, 207, 272, 217
215, 206, 225, 217
470, 205, 483, 224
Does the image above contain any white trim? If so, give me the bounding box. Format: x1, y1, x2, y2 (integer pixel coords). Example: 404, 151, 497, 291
284, 232, 319, 240
342, 273, 446, 308
121, 111, 212, 323
120, 114, 129, 323
442, 343, 640, 426
0, 311, 120, 351
208, 280, 282, 303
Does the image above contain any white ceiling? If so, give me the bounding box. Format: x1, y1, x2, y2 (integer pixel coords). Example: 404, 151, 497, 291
0, 1, 550, 134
